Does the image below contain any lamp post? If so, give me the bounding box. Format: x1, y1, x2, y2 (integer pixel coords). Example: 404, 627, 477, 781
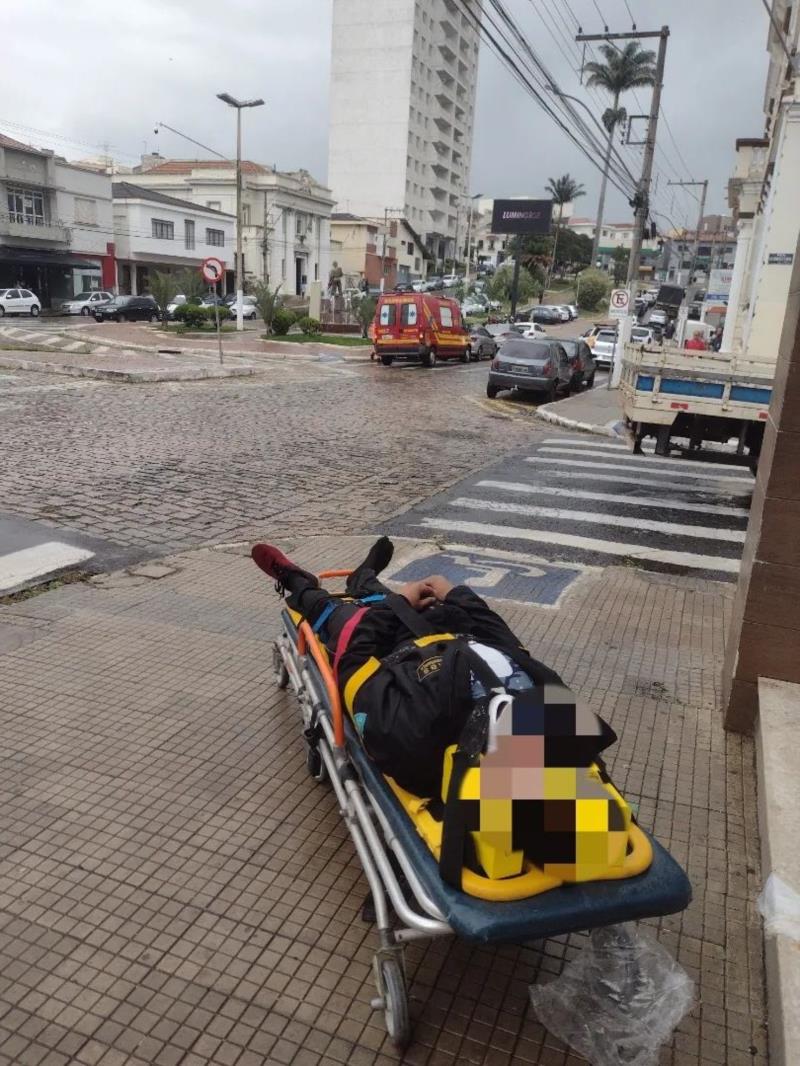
465, 192, 483, 286
217, 93, 265, 331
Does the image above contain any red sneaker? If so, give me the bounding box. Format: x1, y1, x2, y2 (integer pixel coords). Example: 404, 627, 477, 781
251, 543, 318, 592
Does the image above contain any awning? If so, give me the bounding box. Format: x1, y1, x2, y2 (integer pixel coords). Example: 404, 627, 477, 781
0, 247, 101, 268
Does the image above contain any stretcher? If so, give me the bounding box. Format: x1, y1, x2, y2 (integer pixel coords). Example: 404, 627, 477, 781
272, 572, 692, 1048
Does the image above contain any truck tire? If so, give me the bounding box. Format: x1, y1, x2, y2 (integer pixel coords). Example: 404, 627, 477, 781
380, 354, 393, 366
461, 346, 471, 363
486, 383, 499, 399
421, 348, 436, 368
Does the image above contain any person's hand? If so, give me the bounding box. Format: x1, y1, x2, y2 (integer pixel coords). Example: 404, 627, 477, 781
398, 579, 437, 610
422, 575, 454, 601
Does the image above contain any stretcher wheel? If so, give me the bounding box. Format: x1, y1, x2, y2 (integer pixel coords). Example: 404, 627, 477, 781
379, 957, 411, 1049
272, 644, 289, 689
306, 743, 328, 784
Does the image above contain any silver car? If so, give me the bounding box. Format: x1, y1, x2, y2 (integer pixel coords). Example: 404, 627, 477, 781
61, 291, 112, 315
487, 338, 573, 402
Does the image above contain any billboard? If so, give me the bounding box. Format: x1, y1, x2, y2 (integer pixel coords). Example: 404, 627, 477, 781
491, 199, 552, 236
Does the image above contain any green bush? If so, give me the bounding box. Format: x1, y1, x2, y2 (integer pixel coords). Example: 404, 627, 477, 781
576, 268, 612, 312
297, 316, 322, 335
173, 303, 207, 329
206, 304, 230, 323
353, 295, 377, 337
271, 308, 296, 336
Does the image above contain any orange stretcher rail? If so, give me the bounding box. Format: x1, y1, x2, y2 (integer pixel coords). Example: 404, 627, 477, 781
297, 620, 346, 749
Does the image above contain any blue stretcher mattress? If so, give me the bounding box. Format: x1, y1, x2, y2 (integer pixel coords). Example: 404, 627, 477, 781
288, 615, 692, 944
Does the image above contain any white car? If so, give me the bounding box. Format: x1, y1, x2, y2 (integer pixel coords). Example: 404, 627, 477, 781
648, 309, 668, 329
442, 273, 462, 287
166, 294, 187, 320
566, 304, 578, 319
552, 305, 572, 322
0, 287, 41, 317
461, 299, 486, 316
591, 328, 618, 366
631, 326, 656, 345
411, 280, 427, 292
513, 321, 548, 338
61, 290, 112, 316
228, 296, 258, 320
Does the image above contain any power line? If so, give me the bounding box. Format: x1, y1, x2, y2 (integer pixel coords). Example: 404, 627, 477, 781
621, 0, 636, 28
592, 0, 610, 31
154, 122, 226, 160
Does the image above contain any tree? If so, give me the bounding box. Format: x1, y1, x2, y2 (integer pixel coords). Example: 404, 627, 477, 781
544, 174, 586, 292
554, 230, 593, 274
251, 280, 283, 333
611, 246, 630, 285
146, 270, 177, 328
585, 42, 657, 267
353, 294, 376, 337
576, 268, 611, 312
174, 267, 206, 302
488, 262, 538, 307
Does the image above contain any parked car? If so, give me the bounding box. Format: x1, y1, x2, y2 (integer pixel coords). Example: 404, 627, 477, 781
227, 295, 259, 320
582, 321, 616, 347
469, 325, 499, 360
411, 280, 428, 292
0, 287, 41, 317
200, 294, 227, 308
424, 276, 445, 292
61, 290, 113, 316
442, 273, 462, 287
93, 295, 159, 323
591, 328, 618, 367
565, 304, 579, 319
390, 281, 415, 293
531, 306, 563, 325
461, 298, 486, 317
648, 308, 668, 332
688, 300, 703, 320
487, 338, 573, 401
373, 291, 469, 367
559, 338, 597, 389
551, 304, 572, 322
167, 294, 188, 320
631, 325, 656, 346
512, 321, 548, 339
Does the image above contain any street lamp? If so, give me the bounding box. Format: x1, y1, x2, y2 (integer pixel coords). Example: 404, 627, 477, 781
465, 192, 483, 286
217, 93, 265, 331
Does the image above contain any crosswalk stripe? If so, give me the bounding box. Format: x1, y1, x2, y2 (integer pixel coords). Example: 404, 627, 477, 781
63, 340, 85, 351
520, 466, 753, 497
536, 444, 752, 475
450, 497, 747, 543
525, 456, 754, 485
477, 479, 751, 518
418, 517, 740, 574
542, 436, 628, 449
38, 334, 62, 346
0, 542, 94, 592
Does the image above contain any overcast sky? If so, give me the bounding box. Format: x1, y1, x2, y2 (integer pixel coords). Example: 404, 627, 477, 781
3, 0, 770, 231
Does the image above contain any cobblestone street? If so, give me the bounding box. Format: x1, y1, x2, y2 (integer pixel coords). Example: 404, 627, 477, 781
0, 360, 534, 556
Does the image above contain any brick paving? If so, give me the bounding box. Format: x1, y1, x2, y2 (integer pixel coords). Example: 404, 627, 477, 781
0, 536, 767, 1065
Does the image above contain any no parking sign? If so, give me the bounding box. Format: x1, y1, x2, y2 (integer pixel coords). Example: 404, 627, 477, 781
609, 288, 630, 318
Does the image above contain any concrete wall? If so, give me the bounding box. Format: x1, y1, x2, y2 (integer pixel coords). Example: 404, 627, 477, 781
113, 199, 234, 265
723, 234, 800, 730
54, 162, 113, 256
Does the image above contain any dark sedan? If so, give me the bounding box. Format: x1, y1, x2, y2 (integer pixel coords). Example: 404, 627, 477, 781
469, 325, 500, 360
486, 338, 573, 402
559, 338, 597, 389
93, 295, 159, 323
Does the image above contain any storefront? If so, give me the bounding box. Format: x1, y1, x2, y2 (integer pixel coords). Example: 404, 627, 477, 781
0, 247, 105, 307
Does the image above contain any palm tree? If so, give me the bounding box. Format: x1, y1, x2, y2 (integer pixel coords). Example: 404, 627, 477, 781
544, 174, 586, 290
585, 42, 657, 267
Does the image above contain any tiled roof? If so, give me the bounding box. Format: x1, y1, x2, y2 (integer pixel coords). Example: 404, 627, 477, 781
0, 132, 46, 154
143, 158, 267, 175
112, 181, 234, 216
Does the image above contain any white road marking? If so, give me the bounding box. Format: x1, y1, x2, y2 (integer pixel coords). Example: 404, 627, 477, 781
0, 542, 94, 591
450, 497, 746, 543
519, 466, 753, 497
477, 479, 751, 518
525, 456, 754, 485
542, 436, 628, 449
417, 518, 740, 573
536, 444, 752, 474
37, 334, 63, 346
63, 340, 85, 352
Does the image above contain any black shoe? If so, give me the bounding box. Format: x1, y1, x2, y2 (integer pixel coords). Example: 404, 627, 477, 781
360, 536, 394, 576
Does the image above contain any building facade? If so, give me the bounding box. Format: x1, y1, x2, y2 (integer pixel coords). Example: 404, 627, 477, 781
129, 157, 334, 296
112, 183, 235, 295
330, 213, 430, 289
328, 0, 481, 265
0, 133, 114, 305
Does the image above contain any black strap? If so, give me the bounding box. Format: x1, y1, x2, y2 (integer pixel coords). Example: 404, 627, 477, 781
383, 592, 439, 638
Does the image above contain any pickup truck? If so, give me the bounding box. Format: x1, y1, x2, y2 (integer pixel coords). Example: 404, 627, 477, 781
620, 342, 771, 466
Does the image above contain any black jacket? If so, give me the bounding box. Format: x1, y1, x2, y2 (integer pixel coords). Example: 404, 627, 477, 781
338, 586, 566, 798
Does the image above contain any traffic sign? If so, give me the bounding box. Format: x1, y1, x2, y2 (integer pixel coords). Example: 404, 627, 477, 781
609, 288, 630, 318
201, 257, 224, 285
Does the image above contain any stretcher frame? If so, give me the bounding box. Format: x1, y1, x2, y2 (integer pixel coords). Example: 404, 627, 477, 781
272, 571, 691, 1049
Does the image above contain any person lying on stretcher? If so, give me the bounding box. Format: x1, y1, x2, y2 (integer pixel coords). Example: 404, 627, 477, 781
252, 536, 618, 809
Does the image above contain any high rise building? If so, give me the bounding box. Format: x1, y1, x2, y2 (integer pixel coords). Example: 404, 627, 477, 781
328, 0, 482, 265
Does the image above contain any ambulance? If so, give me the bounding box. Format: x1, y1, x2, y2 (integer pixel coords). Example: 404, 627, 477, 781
372, 291, 471, 368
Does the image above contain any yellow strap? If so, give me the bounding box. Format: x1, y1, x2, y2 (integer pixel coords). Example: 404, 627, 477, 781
343, 656, 381, 713
414, 633, 455, 647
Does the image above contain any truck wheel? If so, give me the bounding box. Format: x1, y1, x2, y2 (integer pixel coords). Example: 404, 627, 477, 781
380, 354, 393, 366
422, 348, 436, 368
486, 383, 499, 399
461, 346, 471, 363
655, 424, 672, 456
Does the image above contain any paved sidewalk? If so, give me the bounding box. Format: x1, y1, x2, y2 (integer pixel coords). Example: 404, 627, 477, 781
0, 348, 258, 383
535, 386, 625, 437
0, 536, 766, 1066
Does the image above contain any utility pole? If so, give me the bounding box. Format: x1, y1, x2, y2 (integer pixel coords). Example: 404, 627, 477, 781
576, 27, 670, 289
668, 179, 708, 285
379, 207, 403, 291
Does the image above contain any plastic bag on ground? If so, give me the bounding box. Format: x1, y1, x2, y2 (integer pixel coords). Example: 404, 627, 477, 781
757, 873, 800, 941
529, 924, 694, 1066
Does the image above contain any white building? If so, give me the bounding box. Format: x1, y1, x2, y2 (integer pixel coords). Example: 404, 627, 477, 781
723, 1, 800, 357
0, 133, 114, 304
328, 0, 482, 265
112, 182, 235, 295
129, 157, 334, 296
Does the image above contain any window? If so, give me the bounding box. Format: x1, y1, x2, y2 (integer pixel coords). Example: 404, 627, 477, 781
281, 258, 286, 279
296, 213, 304, 235
439, 305, 453, 328
206, 201, 221, 211
314, 262, 319, 281
184, 219, 195, 250
206, 228, 225, 246
414, 257, 421, 271
407, 242, 414, 255
7, 185, 44, 224
400, 302, 417, 326
242, 204, 250, 225
379, 303, 397, 326
74, 198, 97, 225
152, 218, 174, 240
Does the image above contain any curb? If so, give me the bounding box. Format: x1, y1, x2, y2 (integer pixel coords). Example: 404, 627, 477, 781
75, 331, 373, 362
0, 356, 257, 383
533, 400, 624, 438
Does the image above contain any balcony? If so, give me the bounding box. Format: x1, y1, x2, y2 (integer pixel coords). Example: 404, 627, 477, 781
435, 92, 453, 111
0, 214, 71, 244
437, 67, 455, 88
434, 115, 453, 134
439, 42, 457, 65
